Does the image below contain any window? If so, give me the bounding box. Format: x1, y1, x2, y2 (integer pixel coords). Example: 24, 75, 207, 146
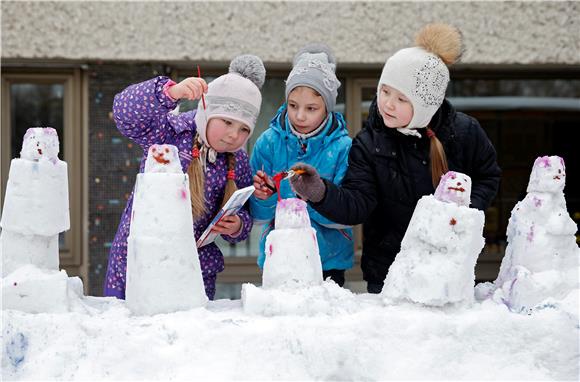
1, 70, 86, 284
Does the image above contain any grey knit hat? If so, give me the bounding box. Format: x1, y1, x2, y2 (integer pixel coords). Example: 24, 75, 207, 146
285, 43, 341, 112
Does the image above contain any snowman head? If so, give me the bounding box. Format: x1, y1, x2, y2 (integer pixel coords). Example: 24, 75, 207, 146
527, 155, 565, 193
434, 171, 472, 207
144, 144, 182, 173
20, 127, 60, 162
275, 198, 311, 229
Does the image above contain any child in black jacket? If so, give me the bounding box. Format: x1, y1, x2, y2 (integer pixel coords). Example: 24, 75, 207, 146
290, 24, 501, 293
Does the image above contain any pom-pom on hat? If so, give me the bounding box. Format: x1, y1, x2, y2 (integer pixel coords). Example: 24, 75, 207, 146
285, 43, 341, 113
378, 24, 463, 135
195, 54, 266, 149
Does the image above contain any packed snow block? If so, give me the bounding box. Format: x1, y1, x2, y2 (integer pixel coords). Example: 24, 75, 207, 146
383, 195, 485, 306
495, 268, 579, 313
262, 227, 323, 289
2, 265, 83, 313
1, 159, 69, 236
241, 281, 356, 316
1, 230, 59, 277
490, 156, 580, 313
125, 172, 207, 315
129, 173, 194, 238
125, 236, 208, 315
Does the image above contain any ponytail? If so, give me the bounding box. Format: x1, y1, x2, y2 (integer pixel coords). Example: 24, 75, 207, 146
426, 127, 448, 189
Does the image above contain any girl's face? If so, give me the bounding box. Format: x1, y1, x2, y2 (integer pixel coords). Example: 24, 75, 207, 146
378, 84, 414, 128
287, 87, 327, 134
206, 117, 251, 152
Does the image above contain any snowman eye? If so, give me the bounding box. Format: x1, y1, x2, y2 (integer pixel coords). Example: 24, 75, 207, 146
165, 148, 169, 153
152, 147, 156, 152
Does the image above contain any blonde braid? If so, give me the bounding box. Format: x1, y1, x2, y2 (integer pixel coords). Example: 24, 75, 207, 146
187, 136, 206, 219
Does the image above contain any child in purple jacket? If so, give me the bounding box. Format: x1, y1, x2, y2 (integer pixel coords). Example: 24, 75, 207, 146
104, 55, 265, 300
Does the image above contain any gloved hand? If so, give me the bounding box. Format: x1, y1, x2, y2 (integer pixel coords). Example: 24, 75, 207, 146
289, 163, 326, 203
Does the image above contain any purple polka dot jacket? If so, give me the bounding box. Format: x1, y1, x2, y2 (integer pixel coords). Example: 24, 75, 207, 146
104, 76, 253, 300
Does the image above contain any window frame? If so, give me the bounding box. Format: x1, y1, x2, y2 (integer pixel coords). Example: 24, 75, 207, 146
1, 69, 88, 285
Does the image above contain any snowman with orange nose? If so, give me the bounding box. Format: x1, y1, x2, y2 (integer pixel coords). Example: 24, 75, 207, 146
382, 171, 486, 307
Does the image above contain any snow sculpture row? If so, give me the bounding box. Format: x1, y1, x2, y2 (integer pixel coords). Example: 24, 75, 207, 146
1, 127, 577, 317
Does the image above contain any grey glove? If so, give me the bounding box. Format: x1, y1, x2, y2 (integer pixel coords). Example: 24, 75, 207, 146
289, 163, 326, 203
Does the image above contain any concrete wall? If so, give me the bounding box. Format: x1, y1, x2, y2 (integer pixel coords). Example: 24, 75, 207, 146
2, 1, 579, 65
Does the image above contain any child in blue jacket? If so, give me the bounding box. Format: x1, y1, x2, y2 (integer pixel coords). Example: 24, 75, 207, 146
250, 44, 354, 286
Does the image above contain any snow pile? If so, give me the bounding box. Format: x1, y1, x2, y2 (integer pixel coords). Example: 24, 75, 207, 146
1, 127, 69, 275
2, 266, 84, 314
125, 144, 207, 315
242, 281, 357, 316
1, 127, 82, 314
383, 172, 485, 306
2, 295, 578, 380
476, 156, 580, 315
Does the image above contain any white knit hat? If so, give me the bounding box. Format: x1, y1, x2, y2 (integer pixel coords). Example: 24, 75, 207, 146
194, 55, 265, 148
377, 24, 462, 137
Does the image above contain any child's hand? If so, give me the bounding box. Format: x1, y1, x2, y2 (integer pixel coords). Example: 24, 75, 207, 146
211, 214, 243, 237
289, 163, 326, 203
253, 170, 276, 200
167, 77, 208, 101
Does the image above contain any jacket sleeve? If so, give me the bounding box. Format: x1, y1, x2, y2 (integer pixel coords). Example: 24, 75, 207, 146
307, 137, 353, 229
222, 149, 254, 243
468, 119, 502, 210
249, 134, 278, 225
112, 76, 180, 149
310, 133, 378, 225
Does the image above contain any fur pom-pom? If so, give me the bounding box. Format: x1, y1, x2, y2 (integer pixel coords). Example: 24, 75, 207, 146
229, 54, 266, 89
293, 42, 337, 66
415, 23, 463, 66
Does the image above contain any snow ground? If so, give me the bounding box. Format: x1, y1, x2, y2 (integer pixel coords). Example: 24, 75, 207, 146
3, 287, 578, 381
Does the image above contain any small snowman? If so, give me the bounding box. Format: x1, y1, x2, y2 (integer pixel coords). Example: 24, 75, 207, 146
382, 171, 485, 306
261, 198, 322, 289
125, 144, 208, 315
1, 127, 69, 276
1, 127, 85, 314
479, 156, 579, 313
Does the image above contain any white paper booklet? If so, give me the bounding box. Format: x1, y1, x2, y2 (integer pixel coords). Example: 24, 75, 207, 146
196, 185, 255, 248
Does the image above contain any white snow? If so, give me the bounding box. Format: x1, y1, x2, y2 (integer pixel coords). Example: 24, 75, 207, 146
1, 132, 579, 381
125, 150, 207, 315
260, 198, 323, 289
2, 291, 578, 380
477, 155, 580, 314
143, 144, 182, 173
383, 194, 485, 306
1, 127, 69, 276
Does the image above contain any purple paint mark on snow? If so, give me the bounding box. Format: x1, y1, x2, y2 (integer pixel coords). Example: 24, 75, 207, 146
526, 224, 535, 243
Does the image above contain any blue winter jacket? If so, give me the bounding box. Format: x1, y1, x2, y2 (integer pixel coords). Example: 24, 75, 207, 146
250, 104, 354, 271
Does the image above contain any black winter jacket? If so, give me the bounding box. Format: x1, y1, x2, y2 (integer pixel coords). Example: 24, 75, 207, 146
311, 98, 501, 284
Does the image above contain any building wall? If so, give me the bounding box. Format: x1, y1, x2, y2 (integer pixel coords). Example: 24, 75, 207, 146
2, 1, 579, 65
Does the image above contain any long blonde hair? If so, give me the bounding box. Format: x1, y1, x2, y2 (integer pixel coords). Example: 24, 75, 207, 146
187, 134, 238, 219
